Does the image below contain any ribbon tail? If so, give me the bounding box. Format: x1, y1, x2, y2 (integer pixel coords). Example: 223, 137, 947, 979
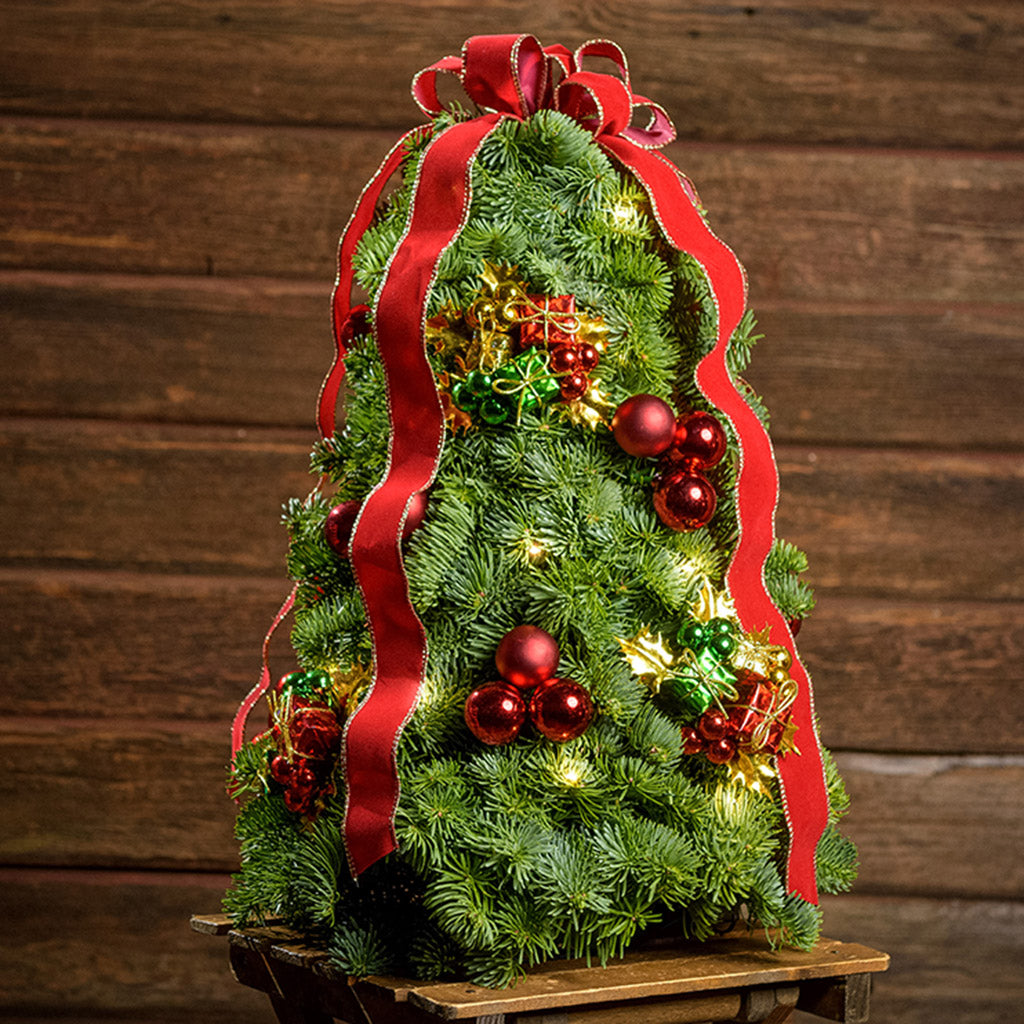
601, 138, 829, 903
229, 584, 298, 794
341, 114, 505, 877
318, 128, 428, 440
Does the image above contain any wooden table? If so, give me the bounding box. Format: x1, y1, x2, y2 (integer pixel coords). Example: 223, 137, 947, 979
191, 914, 888, 1024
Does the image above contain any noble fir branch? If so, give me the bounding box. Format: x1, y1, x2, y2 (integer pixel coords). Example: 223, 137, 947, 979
765, 539, 816, 620
328, 919, 394, 978
726, 309, 764, 376
224, 795, 303, 925
228, 732, 275, 801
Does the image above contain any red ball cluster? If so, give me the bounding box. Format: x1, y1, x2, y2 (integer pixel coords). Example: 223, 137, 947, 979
610, 396, 729, 533
548, 340, 601, 401
516, 294, 601, 402
268, 673, 343, 816
464, 626, 594, 745
680, 679, 788, 767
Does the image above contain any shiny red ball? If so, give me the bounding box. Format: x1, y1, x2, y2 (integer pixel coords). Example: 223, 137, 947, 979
324, 501, 360, 557
673, 411, 727, 468
325, 493, 429, 559
653, 468, 717, 532
549, 346, 578, 374
697, 710, 730, 742
464, 682, 527, 745
495, 625, 560, 689
681, 726, 705, 755
787, 617, 803, 637
559, 370, 590, 400
269, 755, 293, 785
576, 344, 600, 372
611, 394, 677, 457
706, 736, 738, 764
529, 678, 594, 742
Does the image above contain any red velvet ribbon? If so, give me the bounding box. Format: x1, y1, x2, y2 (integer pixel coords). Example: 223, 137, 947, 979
310, 34, 828, 898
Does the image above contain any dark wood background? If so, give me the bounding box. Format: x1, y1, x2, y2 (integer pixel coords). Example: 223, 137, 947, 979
2, 3, 1022, 1022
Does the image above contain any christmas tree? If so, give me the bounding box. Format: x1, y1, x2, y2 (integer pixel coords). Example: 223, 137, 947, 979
225, 35, 857, 988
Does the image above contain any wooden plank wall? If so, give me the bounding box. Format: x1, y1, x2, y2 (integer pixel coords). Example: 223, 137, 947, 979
2, 3, 1022, 1021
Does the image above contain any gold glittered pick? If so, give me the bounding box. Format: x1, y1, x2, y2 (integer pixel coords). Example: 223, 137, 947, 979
618, 626, 676, 691
692, 581, 738, 624
727, 750, 777, 799
562, 381, 615, 430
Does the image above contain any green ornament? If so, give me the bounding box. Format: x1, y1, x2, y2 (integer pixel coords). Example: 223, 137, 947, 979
451, 380, 480, 413
694, 644, 737, 688
677, 622, 706, 649
478, 396, 510, 424
466, 369, 493, 395
657, 673, 716, 718
708, 632, 736, 658
707, 617, 734, 637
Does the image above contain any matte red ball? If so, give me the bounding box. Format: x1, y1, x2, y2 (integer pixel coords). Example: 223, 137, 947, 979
559, 370, 589, 400
495, 625, 560, 689
464, 682, 527, 745
673, 410, 727, 468
611, 394, 677, 457
653, 468, 717, 532
576, 344, 600, 372
529, 678, 594, 742
706, 736, 738, 764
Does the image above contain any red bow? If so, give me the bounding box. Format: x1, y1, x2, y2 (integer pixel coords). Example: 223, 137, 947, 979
289, 35, 829, 903
413, 36, 676, 149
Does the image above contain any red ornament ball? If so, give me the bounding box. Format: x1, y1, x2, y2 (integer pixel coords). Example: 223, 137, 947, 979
495, 625, 560, 689
324, 501, 360, 557
681, 726, 705, 756
697, 709, 730, 742
673, 411, 727, 468
464, 682, 527, 745
653, 468, 717, 532
706, 736, 738, 764
559, 370, 590, 400
576, 344, 600, 372
549, 346, 578, 374
324, 492, 429, 558
529, 678, 594, 742
611, 394, 677, 457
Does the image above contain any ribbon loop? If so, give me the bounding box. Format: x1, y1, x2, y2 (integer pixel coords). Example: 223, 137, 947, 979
556, 71, 634, 139
462, 33, 549, 117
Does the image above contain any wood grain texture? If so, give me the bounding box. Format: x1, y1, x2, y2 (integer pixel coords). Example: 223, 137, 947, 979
0, 271, 330, 427
803, 596, 1024, 755
3, 420, 1021, 597
0, 868, 276, 1022
0, 419, 311, 575
2, 721, 1021, 896
1, 569, 294, 722
1, 1, 1021, 149
2, 120, 1022, 304
1, 871, 1020, 1024
5, 570, 1022, 754
4, 272, 1023, 449
809, 894, 1024, 1024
